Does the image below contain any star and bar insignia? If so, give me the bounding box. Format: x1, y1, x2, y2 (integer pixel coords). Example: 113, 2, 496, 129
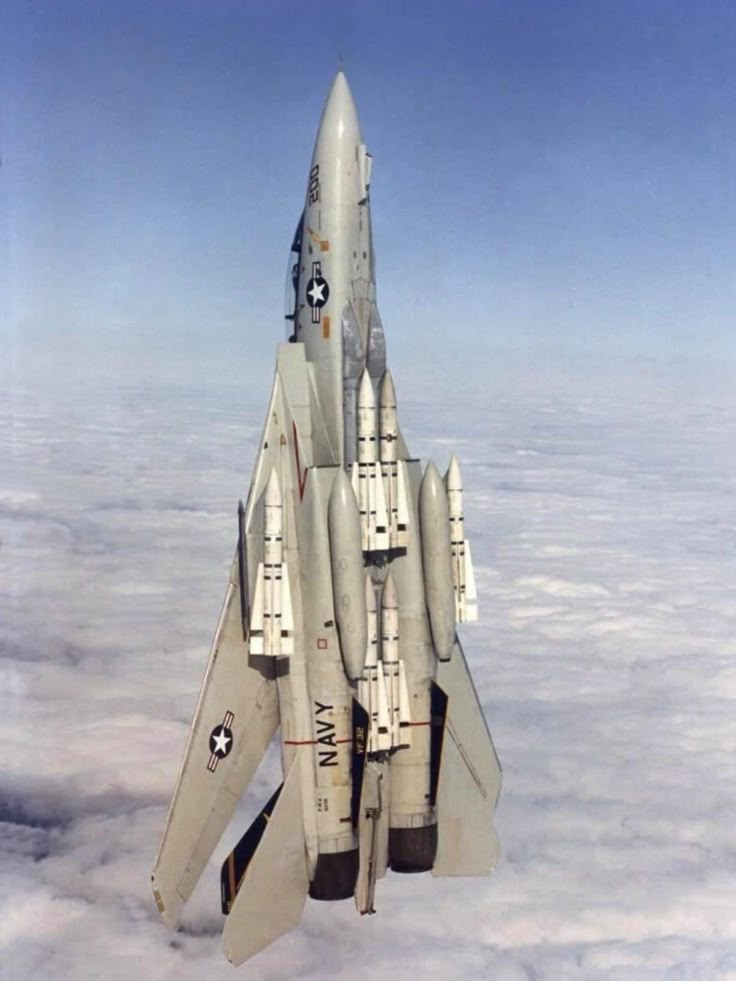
306, 261, 329, 323
207, 711, 234, 772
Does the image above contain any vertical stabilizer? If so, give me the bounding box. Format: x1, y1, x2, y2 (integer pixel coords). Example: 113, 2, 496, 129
222, 756, 309, 965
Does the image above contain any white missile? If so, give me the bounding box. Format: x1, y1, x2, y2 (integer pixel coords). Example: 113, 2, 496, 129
379, 370, 410, 549
328, 468, 368, 681
249, 468, 294, 656
361, 575, 378, 675
445, 455, 478, 622
381, 572, 411, 749
359, 575, 391, 754
357, 368, 378, 463
418, 461, 455, 661
378, 369, 397, 463
351, 370, 389, 552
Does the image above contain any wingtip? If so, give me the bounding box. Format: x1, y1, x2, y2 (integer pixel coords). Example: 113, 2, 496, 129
151, 873, 182, 929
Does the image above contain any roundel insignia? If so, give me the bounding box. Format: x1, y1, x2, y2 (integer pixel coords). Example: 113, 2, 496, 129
306, 275, 330, 309
209, 723, 233, 759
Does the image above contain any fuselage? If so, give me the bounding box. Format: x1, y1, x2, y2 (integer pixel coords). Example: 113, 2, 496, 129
287, 70, 385, 466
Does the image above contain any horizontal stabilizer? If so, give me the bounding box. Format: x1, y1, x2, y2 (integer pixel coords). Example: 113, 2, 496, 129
222, 756, 309, 965
432, 637, 501, 876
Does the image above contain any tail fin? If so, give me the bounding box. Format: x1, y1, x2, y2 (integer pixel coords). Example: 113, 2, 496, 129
432, 637, 502, 876
221, 757, 309, 965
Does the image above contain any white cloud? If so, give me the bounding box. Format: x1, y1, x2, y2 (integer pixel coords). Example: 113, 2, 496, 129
2, 345, 735, 979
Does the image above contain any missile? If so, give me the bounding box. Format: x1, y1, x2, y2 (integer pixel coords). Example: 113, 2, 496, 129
152, 70, 501, 966
380, 571, 411, 749
249, 469, 294, 656
352, 370, 389, 552
378, 369, 397, 462
445, 455, 478, 622
359, 575, 391, 755
379, 370, 410, 549
357, 368, 378, 462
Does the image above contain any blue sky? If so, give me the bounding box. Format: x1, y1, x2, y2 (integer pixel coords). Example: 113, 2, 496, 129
3, 0, 735, 374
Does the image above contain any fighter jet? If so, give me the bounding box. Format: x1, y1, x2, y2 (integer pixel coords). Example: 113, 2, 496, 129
151, 70, 501, 966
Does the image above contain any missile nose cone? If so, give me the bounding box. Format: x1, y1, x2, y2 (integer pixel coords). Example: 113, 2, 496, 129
379, 370, 396, 409
382, 570, 398, 610
265, 468, 282, 506
358, 369, 376, 410
365, 574, 377, 614
445, 455, 462, 491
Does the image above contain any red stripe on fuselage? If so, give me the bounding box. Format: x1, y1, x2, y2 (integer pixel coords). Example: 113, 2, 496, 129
284, 737, 353, 746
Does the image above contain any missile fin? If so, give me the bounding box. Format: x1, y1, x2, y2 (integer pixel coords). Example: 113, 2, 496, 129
461, 540, 478, 622
372, 461, 390, 551
375, 661, 392, 753
395, 460, 410, 544
280, 562, 295, 652
350, 461, 367, 552
397, 660, 412, 749
249, 563, 265, 655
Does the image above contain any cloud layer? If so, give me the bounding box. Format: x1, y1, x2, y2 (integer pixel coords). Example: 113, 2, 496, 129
2, 348, 735, 980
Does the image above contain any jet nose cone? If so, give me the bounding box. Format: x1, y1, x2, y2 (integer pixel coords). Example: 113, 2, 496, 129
325, 69, 356, 115
316, 69, 361, 149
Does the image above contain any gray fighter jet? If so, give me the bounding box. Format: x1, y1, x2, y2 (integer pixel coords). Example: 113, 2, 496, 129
151, 71, 502, 966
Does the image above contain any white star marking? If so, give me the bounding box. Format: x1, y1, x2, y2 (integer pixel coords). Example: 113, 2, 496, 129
308, 280, 326, 305
213, 729, 231, 755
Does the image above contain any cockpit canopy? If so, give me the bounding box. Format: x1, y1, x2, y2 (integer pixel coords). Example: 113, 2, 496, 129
284, 211, 304, 339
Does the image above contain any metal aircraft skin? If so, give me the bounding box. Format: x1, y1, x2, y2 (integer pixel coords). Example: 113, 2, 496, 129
151, 71, 502, 966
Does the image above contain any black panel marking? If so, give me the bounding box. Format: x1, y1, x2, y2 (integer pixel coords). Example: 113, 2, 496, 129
351, 697, 369, 828
220, 783, 283, 914
429, 683, 449, 807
